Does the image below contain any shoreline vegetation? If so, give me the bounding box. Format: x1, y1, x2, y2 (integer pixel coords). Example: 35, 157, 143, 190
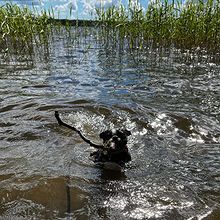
95, 0, 220, 52
0, 0, 220, 64
0, 3, 50, 62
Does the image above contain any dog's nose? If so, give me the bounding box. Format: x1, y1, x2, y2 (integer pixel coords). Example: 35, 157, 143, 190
112, 136, 117, 140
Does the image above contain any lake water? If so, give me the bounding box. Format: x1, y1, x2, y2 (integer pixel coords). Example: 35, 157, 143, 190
0, 28, 220, 219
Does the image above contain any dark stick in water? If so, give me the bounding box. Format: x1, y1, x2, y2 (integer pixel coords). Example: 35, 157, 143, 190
55, 111, 103, 215
55, 111, 103, 149
66, 175, 71, 214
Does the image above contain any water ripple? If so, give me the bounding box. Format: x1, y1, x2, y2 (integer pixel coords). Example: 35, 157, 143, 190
0, 31, 220, 219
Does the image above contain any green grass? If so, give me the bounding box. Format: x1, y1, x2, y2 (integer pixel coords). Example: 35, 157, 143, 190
95, 0, 220, 52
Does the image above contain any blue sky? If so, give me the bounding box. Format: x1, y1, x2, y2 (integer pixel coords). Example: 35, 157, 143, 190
0, 0, 149, 20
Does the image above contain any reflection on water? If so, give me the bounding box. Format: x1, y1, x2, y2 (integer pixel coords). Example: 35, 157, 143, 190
0, 28, 220, 219
0, 176, 89, 219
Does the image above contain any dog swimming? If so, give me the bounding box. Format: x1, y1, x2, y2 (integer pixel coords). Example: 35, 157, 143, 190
55, 111, 131, 171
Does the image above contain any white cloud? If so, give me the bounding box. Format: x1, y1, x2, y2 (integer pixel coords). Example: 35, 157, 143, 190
80, 0, 95, 14
54, 0, 78, 12
81, 0, 120, 15
81, 1, 93, 12
95, 0, 118, 8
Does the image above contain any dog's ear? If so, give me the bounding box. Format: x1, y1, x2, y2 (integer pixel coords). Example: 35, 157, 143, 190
99, 130, 112, 140
121, 129, 131, 136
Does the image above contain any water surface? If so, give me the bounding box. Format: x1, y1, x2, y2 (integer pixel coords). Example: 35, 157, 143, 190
0, 29, 220, 219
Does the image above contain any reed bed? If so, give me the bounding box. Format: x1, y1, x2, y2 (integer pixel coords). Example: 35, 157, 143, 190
0, 3, 96, 64
95, 0, 220, 52
0, 3, 50, 61
1, 0, 219, 65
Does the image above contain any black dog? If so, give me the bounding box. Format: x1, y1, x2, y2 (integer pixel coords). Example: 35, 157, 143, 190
55, 111, 131, 168
91, 129, 131, 165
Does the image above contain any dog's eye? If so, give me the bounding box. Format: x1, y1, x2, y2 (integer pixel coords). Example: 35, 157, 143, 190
100, 130, 113, 140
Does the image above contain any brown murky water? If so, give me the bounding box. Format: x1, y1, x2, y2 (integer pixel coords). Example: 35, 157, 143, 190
0, 29, 220, 219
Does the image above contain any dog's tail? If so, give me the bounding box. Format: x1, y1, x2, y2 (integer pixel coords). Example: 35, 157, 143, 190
55, 111, 103, 149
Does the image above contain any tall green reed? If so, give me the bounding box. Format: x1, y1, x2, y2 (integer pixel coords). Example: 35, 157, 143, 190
95, 0, 220, 52
0, 3, 50, 61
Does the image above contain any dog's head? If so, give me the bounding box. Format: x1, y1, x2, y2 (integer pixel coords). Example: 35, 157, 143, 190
99, 129, 131, 150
